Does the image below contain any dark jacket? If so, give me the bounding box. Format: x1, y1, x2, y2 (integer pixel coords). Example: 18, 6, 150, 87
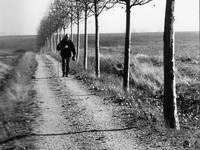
57, 39, 76, 58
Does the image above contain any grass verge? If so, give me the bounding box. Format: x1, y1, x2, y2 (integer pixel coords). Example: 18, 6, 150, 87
0, 52, 37, 149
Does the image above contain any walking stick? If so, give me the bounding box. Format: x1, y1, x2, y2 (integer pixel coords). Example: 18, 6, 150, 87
57, 51, 59, 77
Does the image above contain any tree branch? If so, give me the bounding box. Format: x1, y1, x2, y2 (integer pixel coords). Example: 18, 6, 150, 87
130, 0, 152, 7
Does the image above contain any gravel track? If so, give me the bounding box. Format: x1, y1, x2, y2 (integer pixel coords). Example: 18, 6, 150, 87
29, 54, 148, 150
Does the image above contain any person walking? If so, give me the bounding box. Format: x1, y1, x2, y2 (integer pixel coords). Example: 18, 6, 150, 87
57, 34, 76, 77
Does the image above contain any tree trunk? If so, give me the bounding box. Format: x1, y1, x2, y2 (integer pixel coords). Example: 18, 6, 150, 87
64, 27, 66, 35
45, 40, 47, 52
84, 5, 88, 70
163, 0, 180, 130
71, 15, 73, 42
123, 0, 131, 92
77, 21, 80, 61
46, 38, 49, 52
57, 30, 59, 44
94, 1, 100, 78
53, 33, 55, 52
76, 0, 80, 61
76, 4, 80, 61
60, 29, 62, 41
49, 37, 51, 52
54, 34, 56, 52
50, 35, 52, 52
49, 36, 52, 52
51, 34, 54, 52
46, 38, 48, 52
52, 34, 54, 52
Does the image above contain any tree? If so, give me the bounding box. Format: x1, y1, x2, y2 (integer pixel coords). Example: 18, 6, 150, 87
37, 0, 71, 52
90, 0, 116, 77
73, 0, 84, 61
52, 0, 71, 43
82, 1, 90, 69
163, 0, 180, 130
37, 15, 52, 51
67, 0, 77, 42
118, 0, 152, 92
76, 0, 81, 60
61, 0, 84, 61
78, 0, 94, 69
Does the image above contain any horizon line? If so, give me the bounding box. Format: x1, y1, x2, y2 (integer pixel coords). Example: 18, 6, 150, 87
0, 31, 199, 37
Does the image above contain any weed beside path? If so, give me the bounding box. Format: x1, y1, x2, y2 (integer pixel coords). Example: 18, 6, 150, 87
0, 52, 37, 149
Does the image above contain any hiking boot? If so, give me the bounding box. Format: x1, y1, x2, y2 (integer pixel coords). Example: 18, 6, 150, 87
62, 73, 65, 77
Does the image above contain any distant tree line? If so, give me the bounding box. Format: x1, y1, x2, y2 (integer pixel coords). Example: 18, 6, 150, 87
37, 0, 179, 130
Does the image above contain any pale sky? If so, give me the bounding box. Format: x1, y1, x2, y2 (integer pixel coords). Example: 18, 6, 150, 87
0, 0, 199, 35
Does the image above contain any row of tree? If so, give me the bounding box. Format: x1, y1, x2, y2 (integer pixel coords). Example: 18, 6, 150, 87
37, 0, 179, 130
37, 0, 154, 90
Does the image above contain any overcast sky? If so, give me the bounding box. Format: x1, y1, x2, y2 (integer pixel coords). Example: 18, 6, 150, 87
0, 0, 199, 35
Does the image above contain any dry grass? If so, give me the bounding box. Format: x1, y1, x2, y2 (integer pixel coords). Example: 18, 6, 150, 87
3, 52, 37, 102
0, 52, 37, 143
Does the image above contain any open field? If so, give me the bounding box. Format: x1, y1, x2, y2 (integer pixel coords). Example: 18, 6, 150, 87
0, 35, 37, 53
74, 31, 199, 47
74, 31, 199, 57
0, 31, 198, 56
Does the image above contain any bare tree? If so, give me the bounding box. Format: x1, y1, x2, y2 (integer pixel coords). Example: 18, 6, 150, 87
90, 0, 116, 77
78, 0, 94, 69
163, 0, 180, 130
37, 0, 72, 53
54, 0, 71, 42
83, 1, 90, 69
76, 0, 81, 60
72, 0, 84, 61
118, 0, 152, 92
37, 14, 53, 51
68, 1, 77, 42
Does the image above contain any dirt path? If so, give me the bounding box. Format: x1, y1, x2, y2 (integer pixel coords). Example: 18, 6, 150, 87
28, 54, 148, 150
